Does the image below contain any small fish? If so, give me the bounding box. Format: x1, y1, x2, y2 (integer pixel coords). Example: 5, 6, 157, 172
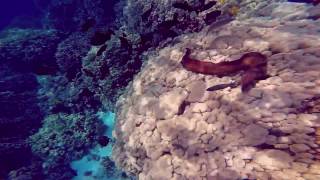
207, 82, 239, 91
98, 135, 110, 147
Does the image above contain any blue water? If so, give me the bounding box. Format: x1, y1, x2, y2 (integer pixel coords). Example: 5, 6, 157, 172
71, 112, 117, 180
0, 0, 40, 29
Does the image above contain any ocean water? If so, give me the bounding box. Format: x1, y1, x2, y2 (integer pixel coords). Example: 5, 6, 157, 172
0, 0, 319, 179
0, 0, 41, 30
70, 112, 118, 180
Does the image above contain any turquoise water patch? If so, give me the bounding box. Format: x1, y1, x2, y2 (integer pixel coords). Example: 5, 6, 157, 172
98, 111, 116, 139
71, 111, 120, 180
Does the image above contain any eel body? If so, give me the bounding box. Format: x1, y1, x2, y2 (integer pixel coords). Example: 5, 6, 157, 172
181, 48, 268, 92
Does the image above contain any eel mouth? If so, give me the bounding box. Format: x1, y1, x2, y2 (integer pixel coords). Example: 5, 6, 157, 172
181, 48, 269, 92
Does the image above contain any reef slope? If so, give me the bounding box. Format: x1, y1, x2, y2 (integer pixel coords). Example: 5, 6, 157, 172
113, 2, 320, 180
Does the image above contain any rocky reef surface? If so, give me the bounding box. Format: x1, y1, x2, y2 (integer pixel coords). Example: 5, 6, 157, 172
113, 1, 320, 179
1, 0, 319, 179
0, 0, 240, 178
0, 28, 66, 178
35, 0, 239, 114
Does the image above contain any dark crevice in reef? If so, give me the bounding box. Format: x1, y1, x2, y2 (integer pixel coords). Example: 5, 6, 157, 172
201, 1, 217, 12
254, 143, 274, 150
90, 30, 114, 46
173, 0, 217, 13
296, 94, 320, 113
99, 62, 111, 79
173, 1, 195, 11
254, 143, 295, 156
178, 101, 191, 115
81, 18, 96, 32
268, 129, 290, 137
0, 68, 43, 178
141, 7, 153, 21
205, 10, 222, 25
97, 44, 108, 56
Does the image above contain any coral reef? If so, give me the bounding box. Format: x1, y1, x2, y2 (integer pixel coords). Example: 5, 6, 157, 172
29, 113, 106, 179
37, 0, 248, 114
0, 28, 65, 177
81, 35, 144, 110
0, 28, 66, 75
0, 71, 38, 177
35, 0, 120, 31
101, 157, 132, 179
2, 0, 319, 179
6, 160, 44, 180
0, 1, 135, 178
113, 1, 320, 179
122, 0, 225, 47
55, 32, 91, 79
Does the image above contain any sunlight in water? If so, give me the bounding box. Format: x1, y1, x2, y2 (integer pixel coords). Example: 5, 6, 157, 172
71, 112, 116, 180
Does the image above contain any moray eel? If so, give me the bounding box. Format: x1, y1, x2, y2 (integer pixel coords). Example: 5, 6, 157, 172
181, 48, 268, 92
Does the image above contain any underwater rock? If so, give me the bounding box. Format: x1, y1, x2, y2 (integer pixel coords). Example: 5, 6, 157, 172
205, 10, 222, 25
81, 18, 96, 32
0, 28, 65, 177
40, 0, 120, 31
90, 29, 114, 46
172, 0, 217, 12
4, 0, 318, 179
55, 32, 91, 80
0, 63, 43, 178
113, 1, 320, 178
0, 28, 66, 75
124, 0, 226, 47
79, 35, 143, 111
6, 160, 44, 180
297, 95, 320, 113
97, 44, 108, 56
29, 113, 106, 179
308, 5, 320, 19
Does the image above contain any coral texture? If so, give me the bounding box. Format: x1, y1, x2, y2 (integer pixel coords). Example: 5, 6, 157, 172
0, 28, 65, 75
36, 0, 119, 31
0, 28, 65, 177
113, 1, 320, 179
123, 0, 224, 47
29, 113, 105, 179
55, 32, 91, 79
